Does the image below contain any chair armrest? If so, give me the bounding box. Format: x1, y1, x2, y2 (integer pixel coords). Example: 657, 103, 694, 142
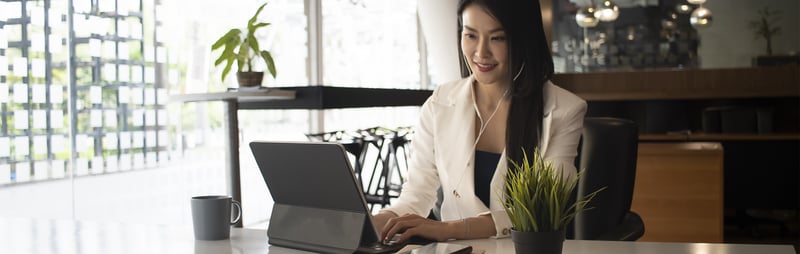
596, 211, 646, 241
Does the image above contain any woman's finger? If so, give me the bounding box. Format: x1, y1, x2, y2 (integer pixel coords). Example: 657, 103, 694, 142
382, 214, 426, 243
392, 216, 437, 243
382, 214, 410, 242
380, 216, 398, 241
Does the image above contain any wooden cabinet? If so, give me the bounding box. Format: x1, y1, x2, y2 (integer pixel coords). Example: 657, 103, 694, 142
631, 142, 724, 243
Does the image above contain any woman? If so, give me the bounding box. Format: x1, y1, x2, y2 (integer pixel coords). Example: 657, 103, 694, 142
372, 0, 586, 242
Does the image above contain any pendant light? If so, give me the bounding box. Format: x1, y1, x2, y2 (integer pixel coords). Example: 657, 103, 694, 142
690, 6, 713, 28
576, 6, 599, 28
675, 1, 692, 14
662, 12, 678, 30
594, 0, 620, 22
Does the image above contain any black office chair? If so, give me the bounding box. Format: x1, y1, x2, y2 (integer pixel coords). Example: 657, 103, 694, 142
572, 117, 645, 241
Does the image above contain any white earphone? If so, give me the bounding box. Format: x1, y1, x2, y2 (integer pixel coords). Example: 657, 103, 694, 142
512, 62, 525, 81
451, 86, 509, 200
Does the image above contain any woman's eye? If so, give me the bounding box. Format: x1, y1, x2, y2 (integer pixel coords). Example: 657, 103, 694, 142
491, 36, 506, 41
464, 34, 476, 40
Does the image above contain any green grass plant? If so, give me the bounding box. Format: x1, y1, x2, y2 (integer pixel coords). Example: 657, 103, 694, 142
502, 148, 604, 232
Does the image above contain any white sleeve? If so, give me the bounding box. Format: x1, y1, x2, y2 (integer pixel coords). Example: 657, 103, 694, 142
479, 209, 513, 238
544, 99, 587, 182
381, 96, 441, 217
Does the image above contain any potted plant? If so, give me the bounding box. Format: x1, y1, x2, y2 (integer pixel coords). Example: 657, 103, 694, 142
502, 149, 603, 254
211, 2, 277, 87
749, 7, 781, 56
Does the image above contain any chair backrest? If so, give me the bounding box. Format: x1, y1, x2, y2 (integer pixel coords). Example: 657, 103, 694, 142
574, 117, 638, 240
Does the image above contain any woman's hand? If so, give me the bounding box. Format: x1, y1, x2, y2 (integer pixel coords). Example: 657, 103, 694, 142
379, 213, 459, 243
371, 211, 397, 233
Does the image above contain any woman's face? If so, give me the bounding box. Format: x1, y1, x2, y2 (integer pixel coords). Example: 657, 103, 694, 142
460, 4, 509, 86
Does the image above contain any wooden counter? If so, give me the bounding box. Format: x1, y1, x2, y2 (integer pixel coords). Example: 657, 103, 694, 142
552, 66, 800, 101
639, 133, 800, 141
632, 142, 724, 243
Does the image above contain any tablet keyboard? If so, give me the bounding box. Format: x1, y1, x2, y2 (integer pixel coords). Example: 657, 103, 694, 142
357, 242, 404, 254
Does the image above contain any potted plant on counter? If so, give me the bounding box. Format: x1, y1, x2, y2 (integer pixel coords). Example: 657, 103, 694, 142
502, 149, 604, 254
749, 7, 781, 56
211, 2, 277, 88
748, 7, 799, 66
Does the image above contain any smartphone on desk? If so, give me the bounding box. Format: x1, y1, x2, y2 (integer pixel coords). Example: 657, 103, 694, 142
401, 242, 472, 254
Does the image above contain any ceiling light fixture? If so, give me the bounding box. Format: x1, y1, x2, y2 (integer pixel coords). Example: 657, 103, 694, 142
690, 6, 713, 28
594, 0, 620, 22
576, 6, 599, 28
675, 3, 692, 14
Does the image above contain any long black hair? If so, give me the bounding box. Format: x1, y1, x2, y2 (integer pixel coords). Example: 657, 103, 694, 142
457, 0, 554, 166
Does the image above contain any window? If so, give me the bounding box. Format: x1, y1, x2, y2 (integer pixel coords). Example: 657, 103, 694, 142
0, 0, 71, 185
0, 0, 428, 227
322, 0, 420, 88
321, 0, 422, 132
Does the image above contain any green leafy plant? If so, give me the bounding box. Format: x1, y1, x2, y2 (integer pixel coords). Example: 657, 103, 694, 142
211, 2, 277, 82
749, 7, 781, 55
502, 149, 604, 232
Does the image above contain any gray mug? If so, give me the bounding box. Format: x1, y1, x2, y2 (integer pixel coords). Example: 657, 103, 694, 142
191, 195, 242, 240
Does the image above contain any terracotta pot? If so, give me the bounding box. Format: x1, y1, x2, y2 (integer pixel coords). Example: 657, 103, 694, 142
236, 72, 264, 87
510, 229, 565, 254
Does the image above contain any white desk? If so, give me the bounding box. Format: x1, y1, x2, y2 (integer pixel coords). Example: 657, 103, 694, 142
0, 218, 795, 254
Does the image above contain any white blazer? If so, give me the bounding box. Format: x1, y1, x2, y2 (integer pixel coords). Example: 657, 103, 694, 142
383, 76, 587, 238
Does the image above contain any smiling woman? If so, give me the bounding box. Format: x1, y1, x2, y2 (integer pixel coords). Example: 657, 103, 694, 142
371, 0, 587, 245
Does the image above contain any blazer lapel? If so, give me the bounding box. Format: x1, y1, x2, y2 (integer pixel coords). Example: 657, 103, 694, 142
539, 82, 557, 156
436, 78, 477, 198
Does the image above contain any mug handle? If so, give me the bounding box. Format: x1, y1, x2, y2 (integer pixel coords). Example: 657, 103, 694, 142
230, 200, 242, 225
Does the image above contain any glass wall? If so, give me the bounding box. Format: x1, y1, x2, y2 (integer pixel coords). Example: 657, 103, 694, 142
0, 0, 179, 222
0, 0, 71, 186
552, 0, 799, 72
0, 0, 427, 227
0, 0, 73, 218
552, 0, 699, 73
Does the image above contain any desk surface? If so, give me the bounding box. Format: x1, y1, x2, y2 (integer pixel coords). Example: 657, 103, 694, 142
0, 218, 795, 254
169, 89, 297, 103
169, 86, 433, 109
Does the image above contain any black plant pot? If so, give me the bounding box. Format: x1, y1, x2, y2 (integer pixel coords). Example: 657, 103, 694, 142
236, 71, 264, 87
511, 229, 565, 254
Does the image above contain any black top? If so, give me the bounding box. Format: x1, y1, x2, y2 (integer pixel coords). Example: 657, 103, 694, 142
474, 150, 501, 208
